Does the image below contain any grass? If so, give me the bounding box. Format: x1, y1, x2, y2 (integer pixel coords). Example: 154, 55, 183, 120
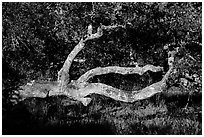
2, 86, 202, 135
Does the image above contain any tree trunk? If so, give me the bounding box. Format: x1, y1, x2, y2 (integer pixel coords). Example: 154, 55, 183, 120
57, 39, 85, 93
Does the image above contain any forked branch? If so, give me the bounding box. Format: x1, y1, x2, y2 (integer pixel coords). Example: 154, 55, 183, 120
57, 24, 126, 92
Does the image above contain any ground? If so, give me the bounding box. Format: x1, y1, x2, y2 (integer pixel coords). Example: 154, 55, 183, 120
2, 86, 202, 135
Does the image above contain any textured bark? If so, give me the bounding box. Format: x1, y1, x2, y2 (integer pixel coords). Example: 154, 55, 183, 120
57, 39, 85, 92
76, 65, 163, 84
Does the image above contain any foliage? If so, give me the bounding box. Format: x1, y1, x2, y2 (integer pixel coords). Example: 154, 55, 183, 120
2, 2, 201, 84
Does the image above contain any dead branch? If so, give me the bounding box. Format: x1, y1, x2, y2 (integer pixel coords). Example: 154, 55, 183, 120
57, 38, 85, 92
57, 24, 128, 92
50, 66, 173, 106
75, 65, 173, 105
76, 65, 163, 84
19, 65, 173, 106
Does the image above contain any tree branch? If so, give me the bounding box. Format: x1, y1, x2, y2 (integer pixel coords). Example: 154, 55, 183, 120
57, 24, 127, 92
51, 66, 171, 106
18, 65, 172, 106
74, 65, 172, 104
57, 38, 85, 92
76, 65, 163, 84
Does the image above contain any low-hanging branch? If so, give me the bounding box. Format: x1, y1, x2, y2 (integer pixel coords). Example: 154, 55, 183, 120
19, 63, 174, 106
76, 65, 163, 84
48, 65, 173, 106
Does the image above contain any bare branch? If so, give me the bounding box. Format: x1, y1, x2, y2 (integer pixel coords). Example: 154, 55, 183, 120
74, 65, 172, 104
18, 63, 174, 106
84, 24, 125, 42
57, 38, 85, 92
77, 65, 163, 84
101, 24, 125, 30
58, 24, 128, 92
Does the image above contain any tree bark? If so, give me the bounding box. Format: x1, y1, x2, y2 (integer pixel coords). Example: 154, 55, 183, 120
76, 65, 163, 84
57, 38, 85, 92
